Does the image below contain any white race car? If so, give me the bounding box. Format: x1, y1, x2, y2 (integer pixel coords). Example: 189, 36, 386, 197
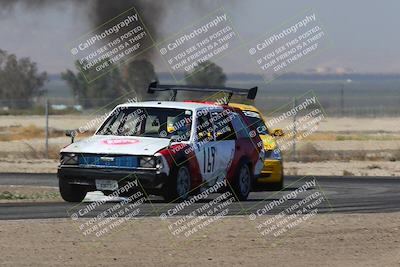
58, 83, 264, 202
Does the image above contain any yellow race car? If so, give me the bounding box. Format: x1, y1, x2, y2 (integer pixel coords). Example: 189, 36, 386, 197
229, 103, 284, 190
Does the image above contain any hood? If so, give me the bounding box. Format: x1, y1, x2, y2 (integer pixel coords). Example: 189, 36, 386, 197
61, 135, 171, 156
260, 134, 277, 151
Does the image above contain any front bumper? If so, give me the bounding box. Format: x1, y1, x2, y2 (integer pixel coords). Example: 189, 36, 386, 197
257, 159, 283, 183
57, 166, 167, 192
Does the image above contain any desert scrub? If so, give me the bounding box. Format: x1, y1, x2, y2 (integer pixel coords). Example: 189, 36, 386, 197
0, 191, 29, 200
0, 190, 60, 200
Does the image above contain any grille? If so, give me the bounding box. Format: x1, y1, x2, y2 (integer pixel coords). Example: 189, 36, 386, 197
78, 154, 138, 168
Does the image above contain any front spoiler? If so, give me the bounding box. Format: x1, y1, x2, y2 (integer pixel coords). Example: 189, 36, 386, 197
57, 166, 167, 191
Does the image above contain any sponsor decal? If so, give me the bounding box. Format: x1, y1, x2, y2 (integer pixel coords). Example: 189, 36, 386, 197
101, 138, 140, 145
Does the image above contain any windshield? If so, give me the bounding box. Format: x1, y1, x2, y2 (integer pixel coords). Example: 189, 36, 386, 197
242, 110, 269, 135
96, 107, 193, 140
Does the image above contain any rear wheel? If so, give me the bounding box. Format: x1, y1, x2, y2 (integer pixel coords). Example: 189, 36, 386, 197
162, 165, 191, 202
59, 178, 87, 202
232, 163, 252, 201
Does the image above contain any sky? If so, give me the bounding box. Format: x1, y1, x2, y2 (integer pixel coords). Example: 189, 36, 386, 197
0, 0, 399, 75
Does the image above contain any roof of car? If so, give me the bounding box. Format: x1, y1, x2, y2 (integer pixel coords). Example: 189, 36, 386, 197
229, 102, 261, 113
117, 101, 221, 110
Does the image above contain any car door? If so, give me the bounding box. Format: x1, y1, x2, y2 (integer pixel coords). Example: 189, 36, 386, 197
230, 111, 265, 178
210, 109, 236, 185
193, 109, 218, 186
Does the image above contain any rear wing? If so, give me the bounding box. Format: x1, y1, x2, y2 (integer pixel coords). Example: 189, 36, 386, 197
148, 81, 257, 104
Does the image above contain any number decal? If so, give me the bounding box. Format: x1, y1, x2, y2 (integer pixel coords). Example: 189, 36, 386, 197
203, 146, 216, 173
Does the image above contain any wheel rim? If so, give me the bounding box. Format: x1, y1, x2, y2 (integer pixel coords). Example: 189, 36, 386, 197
239, 165, 250, 196
177, 167, 190, 198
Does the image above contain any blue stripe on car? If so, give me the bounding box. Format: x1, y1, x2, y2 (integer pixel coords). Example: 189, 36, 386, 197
78, 155, 138, 168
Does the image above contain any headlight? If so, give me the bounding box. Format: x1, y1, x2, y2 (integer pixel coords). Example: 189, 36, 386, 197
60, 153, 78, 165
155, 156, 163, 169
139, 156, 156, 168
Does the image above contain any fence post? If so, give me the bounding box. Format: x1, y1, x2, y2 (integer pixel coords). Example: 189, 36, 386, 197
292, 97, 297, 161
340, 83, 344, 117
45, 98, 49, 158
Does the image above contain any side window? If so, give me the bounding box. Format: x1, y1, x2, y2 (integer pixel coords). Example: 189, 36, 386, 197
196, 110, 214, 142
212, 110, 236, 141
230, 112, 250, 139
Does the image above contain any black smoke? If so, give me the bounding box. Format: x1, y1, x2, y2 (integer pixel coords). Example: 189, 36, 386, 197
0, 0, 165, 43
0, 0, 233, 99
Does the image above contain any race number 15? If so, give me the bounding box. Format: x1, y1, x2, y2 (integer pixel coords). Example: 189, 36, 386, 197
203, 146, 216, 173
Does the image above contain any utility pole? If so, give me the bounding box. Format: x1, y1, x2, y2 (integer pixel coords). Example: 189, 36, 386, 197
340, 83, 344, 117
340, 79, 352, 117
292, 97, 297, 162
45, 98, 49, 158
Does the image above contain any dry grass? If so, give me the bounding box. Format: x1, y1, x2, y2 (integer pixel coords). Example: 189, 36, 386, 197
0, 125, 63, 141
0, 143, 64, 160
283, 142, 400, 162
48, 144, 64, 159
343, 170, 355, 176
26, 144, 63, 160
302, 132, 400, 141
301, 132, 338, 141
335, 134, 400, 141
0, 185, 60, 202
1, 121, 400, 164
0, 124, 94, 142
367, 164, 381, 169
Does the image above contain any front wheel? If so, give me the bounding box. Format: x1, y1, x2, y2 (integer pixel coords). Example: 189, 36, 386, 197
162, 165, 191, 202
232, 163, 252, 201
59, 178, 87, 202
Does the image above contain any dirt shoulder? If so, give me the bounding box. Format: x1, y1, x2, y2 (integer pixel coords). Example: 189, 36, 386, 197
1, 116, 399, 133
285, 160, 400, 177
1, 158, 400, 177
0, 158, 58, 173
1, 213, 399, 267
0, 185, 60, 203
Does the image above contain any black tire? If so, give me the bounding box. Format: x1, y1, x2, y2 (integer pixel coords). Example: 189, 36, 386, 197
162, 165, 191, 202
59, 178, 87, 202
231, 162, 252, 201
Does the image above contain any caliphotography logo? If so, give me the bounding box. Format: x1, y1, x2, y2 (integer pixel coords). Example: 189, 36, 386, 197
246, 9, 333, 84
247, 176, 333, 242
1, 1, 399, 266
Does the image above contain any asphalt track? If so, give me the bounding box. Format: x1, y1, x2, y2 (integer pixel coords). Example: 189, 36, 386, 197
0, 173, 399, 220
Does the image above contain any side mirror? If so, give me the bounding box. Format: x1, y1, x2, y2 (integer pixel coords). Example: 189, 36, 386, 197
65, 130, 77, 143
271, 128, 284, 137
